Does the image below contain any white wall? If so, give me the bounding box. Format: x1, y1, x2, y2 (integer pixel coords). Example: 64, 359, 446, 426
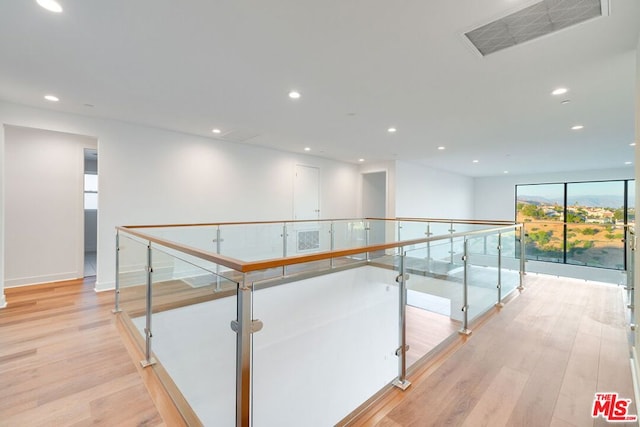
4, 126, 97, 287
0, 101, 360, 292
395, 160, 474, 219
474, 168, 635, 221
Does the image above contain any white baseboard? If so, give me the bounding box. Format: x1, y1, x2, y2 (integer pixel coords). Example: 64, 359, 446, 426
94, 281, 115, 292
4, 271, 81, 288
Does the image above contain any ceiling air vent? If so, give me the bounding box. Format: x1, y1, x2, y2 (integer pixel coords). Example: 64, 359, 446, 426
464, 0, 609, 56
217, 129, 260, 143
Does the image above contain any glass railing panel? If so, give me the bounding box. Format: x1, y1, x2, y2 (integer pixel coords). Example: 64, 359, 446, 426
566, 223, 625, 270
251, 249, 400, 426
465, 235, 499, 322
117, 233, 151, 314
218, 223, 285, 261
284, 221, 332, 256
402, 242, 463, 368
332, 219, 368, 251
426, 221, 452, 236
500, 229, 521, 298
129, 245, 237, 426
398, 221, 430, 241
368, 218, 392, 245
138, 225, 220, 253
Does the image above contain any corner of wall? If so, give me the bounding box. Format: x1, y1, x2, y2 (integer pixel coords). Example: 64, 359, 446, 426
0, 293, 6, 309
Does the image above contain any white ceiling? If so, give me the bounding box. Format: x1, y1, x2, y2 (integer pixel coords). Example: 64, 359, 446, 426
0, 0, 638, 177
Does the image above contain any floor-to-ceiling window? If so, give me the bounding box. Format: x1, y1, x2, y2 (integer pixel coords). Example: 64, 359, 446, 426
516, 180, 635, 270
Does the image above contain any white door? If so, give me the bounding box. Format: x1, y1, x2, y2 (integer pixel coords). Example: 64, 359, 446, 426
294, 165, 320, 220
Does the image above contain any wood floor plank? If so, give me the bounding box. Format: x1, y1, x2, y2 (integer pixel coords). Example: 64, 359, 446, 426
0, 278, 170, 426
349, 274, 637, 427
460, 365, 529, 427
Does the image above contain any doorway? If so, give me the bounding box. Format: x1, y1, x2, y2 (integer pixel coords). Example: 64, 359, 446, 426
362, 171, 387, 245
84, 148, 98, 277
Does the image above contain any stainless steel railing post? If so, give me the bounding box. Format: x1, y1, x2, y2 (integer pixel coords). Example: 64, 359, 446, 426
233, 276, 263, 427
518, 226, 525, 291
365, 221, 371, 262
282, 223, 288, 276
141, 242, 157, 367
459, 238, 472, 335
112, 230, 121, 314
330, 222, 335, 269
392, 250, 411, 390
216, 226, 222, 291
426, 223, 432, 273
496, 233, 503, 308
236, 277, 252, 427
449, 222, 455, 265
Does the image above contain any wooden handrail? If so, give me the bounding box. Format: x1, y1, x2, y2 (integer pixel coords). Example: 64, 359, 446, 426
117, 220, 523, 275
121, 217, 517, 230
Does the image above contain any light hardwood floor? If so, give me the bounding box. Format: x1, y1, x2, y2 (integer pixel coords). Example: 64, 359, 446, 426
349, 274, 638, 427
1, 274, 637, 427
0, 278, 179, 427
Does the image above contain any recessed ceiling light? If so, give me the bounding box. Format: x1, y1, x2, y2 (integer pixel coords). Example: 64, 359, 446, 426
503, 171, 509, 174
288, 91, 301, 99
472, 160, 479, 163
552, 88, 568, 96
571, 125, 584, 130
304, 147, 311, 152
437, 146, 445, 150
387, 127, 397, 133
630, 142, 636, 147
212, 128, 221, 134
358, 158, 365, 162
625, 161, 633, 165
37, 0, 63, 13
44, 94, 59, 102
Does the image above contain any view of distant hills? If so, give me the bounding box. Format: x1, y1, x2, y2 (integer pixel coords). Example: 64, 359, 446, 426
518, 195, 632, 208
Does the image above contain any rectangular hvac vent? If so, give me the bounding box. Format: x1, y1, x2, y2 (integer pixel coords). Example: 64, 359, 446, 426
465, 0, 608, 56
297, 230, 320, 252
218, 129, 260, 143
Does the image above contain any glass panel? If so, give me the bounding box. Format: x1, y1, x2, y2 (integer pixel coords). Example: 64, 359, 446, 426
463, 235, 499, 322
332, 219, 368, 250
517, 183, 565, 263
403, 241, 462, 368
117, 233, 150, 314
566, 181, 625, 270
218, 223, 285, 261
368, 218, 390, 245
500, 229, 521, 297
566, 223, 624, 269
129, 245, 237, 426
252, 251, 399, 426
398, 220, 430, 241
84, 192, 98, 210
84, 173, 98, 191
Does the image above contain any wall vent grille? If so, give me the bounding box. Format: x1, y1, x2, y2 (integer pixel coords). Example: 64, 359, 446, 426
297, 230, 320, 252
